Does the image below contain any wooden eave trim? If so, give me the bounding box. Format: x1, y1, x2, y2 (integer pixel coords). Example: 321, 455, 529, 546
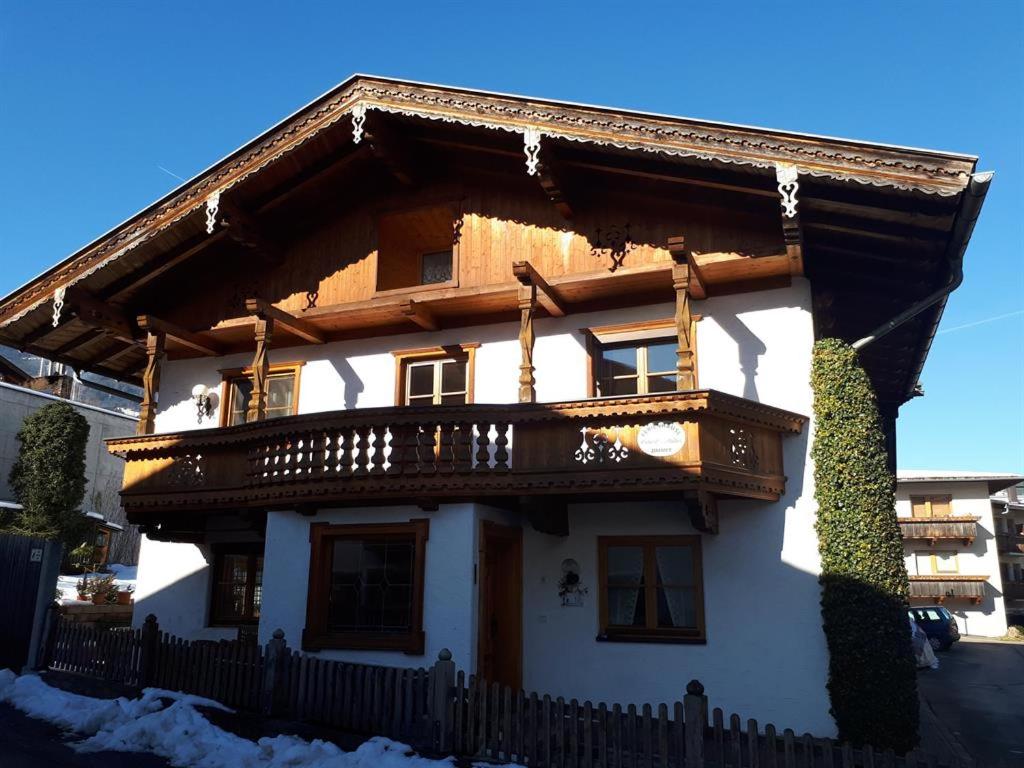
908, 575, 989, 582
0, 76, 973, 330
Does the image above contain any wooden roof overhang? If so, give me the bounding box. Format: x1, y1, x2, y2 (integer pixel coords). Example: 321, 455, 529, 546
0, 76, 983, 405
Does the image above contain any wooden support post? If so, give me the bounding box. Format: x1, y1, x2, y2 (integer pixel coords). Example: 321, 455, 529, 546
669, 237, 697, 390
684, 679, 707, 768
137, 331, 165, 436
518, 283, 537, 403
140, 614, 159, 688
684, 490, 719, 534
261, 628, 288, 716
246, 315, 274, 422
429, 648, 456, 752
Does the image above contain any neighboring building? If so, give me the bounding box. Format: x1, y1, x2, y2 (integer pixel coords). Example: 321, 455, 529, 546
0, 376, 140, 564
0, 76, 990, 735
992, 481, 1024, 626
896, 471, 1023, 638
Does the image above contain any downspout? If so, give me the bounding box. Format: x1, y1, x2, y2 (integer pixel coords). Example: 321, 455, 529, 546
851, 171, 993, 351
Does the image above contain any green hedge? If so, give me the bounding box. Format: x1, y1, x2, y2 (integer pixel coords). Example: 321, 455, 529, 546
4, 400, 91, 550
811, 338, 918, 752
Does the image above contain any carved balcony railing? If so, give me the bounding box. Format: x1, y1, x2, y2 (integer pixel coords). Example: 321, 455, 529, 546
997, 533, 1024, 555
1004, 582, 1024, 601
908, 575, 987, 604
898, 517, 980, 545
106, 390, 805, 532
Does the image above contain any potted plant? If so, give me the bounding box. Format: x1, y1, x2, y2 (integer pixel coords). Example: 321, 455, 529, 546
90, 574, 116, 605
75, 576, 92, 601
116, 585, 135, 605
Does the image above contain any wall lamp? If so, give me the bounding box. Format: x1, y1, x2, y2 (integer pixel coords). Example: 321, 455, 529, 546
191, 384, 213, 424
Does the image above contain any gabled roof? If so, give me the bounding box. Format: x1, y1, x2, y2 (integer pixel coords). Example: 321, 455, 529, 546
897, 470, 1024, 494
0, 75, 986, 405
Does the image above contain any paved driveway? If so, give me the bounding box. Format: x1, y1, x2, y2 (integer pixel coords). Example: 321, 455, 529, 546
0, 702, 172, 768
917, 638, 1024, 768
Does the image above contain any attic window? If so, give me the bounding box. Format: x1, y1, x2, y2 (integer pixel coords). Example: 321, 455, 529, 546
376, 204, 459, 293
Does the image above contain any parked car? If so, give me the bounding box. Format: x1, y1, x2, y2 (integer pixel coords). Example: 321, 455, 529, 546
908, 606, 960, 651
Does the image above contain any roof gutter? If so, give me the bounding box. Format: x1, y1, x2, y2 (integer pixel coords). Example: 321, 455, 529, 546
851, 170, 992, 354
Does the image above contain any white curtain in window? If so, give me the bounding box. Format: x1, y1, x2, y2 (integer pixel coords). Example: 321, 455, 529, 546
655, 546, 695, 628
607, 547, 644, 625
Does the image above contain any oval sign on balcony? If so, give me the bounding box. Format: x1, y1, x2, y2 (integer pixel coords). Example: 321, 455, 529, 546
637, 422, 686, 457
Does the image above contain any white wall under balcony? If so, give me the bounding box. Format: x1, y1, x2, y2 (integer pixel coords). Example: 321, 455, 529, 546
152, 279, 815, 432
896, 480, 1008, 637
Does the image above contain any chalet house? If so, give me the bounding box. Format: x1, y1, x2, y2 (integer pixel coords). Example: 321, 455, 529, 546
896, 470, 1024, 638
0, 76, 989, 735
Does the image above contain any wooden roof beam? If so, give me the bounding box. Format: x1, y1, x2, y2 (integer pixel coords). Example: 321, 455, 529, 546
51, 327, 106, 357
105, 231, 227, 301
667, 237, 707, 300
136, 315, 224, 357
513, 261, 567, 317
400, 299, 439, 331
65, 286, 140, 345
363, 116, 418, 187
216, 196, 284, 266
534, 140, 573, 219
244, 297, 325, 344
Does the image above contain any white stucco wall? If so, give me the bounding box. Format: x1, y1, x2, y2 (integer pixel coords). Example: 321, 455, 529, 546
896, 480, 1008, 637
152, 281, 814, 432
136, 279, 829, 732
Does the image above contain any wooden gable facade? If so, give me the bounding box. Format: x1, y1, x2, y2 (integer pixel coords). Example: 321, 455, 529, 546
0, 77, 988, 532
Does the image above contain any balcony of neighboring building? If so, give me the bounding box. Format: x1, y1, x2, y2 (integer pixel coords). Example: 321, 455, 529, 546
997, 532, 1024, 555
898, 517, 980, 545
908, 575, 988, 604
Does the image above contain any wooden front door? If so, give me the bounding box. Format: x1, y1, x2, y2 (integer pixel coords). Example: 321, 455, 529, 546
478, 522, 523, 689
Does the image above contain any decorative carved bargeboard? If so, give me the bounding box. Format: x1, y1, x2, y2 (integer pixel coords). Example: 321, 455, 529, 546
107, 390, 805, 519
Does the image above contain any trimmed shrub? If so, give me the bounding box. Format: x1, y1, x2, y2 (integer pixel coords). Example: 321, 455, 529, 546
811, 338, 918, 752
4, 401, 91, 550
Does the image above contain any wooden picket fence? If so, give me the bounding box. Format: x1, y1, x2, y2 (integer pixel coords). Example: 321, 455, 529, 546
42, 614, 964, 768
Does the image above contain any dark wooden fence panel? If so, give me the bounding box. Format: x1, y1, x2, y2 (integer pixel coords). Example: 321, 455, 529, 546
43, 616, 963, 768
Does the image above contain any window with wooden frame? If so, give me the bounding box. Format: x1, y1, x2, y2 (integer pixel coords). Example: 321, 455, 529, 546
910, 495, 953, 518
585, 319, 699, 397
393, 344, 477, 406
597, 535, 705, 643
304, 520, 429, 653
375, 204, 460, 294
220, 363, 302, 426
913, 550, 959, 576
210, 545, 264, 626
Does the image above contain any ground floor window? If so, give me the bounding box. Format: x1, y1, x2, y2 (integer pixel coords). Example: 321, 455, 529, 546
597, 535, 705, 643
304, 520, 429, 653
210, 545, 264, 625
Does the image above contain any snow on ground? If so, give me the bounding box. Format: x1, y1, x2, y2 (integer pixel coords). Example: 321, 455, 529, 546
0, 669, 494, 768
57, 563, 138, 606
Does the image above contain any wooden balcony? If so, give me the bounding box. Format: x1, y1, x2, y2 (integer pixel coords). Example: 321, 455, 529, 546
106, 390, 805, 537
898, 517, 979, 545
908, 575, 987, 604
1004, 582, 1024, 601
997, 533, 1024, 555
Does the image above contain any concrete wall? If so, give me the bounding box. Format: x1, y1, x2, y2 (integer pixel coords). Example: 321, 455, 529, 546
136, 279, 830, 732
0, 381, 139, 562
896, 480, 1008, 637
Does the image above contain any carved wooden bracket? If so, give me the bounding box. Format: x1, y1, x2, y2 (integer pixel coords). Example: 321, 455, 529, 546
668, 237, 697, 391
246, 315, 274, 422
522, 496, 569, 536
245, 297, 325, 344
400, 299, 439, 331
137, 331, 165, 436
684, 490, 718, 534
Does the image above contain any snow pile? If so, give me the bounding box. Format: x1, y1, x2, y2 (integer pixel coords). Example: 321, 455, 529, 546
57, 562, 138, 606
0, 669, 475, 768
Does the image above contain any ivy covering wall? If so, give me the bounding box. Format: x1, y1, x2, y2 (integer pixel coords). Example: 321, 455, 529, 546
3, 401, 91, 550
811, 338, 918, 752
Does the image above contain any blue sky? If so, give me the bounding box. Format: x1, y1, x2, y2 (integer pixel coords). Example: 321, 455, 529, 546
1, 1, 1021, 472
